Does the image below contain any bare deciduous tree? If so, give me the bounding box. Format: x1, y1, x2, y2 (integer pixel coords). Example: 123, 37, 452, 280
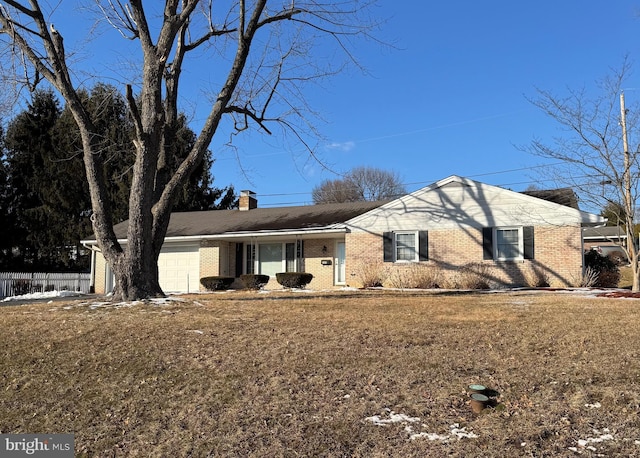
0, 0, 377, 300
523, 60, 640, 290
312, 166, 405, 203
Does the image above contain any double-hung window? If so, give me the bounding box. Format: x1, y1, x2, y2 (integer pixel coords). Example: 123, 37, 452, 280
483, 226, 534, 261
495, 227, 522, 260
395, 232, 418, 262
383, 231, 429, 262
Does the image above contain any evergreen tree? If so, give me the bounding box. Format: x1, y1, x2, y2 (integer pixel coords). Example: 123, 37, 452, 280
5, 89, 62, 269
3, 85, 235, 271
168, 113, 236, 211
0, 123, 14, 268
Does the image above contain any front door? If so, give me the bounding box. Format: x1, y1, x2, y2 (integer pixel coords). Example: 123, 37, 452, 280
335, 242, 346, 284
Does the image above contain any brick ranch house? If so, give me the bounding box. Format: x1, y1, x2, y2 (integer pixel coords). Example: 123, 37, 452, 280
82, 175, 605, 294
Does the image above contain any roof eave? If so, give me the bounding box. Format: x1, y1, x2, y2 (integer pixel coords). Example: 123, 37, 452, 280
80, 226, 348, 247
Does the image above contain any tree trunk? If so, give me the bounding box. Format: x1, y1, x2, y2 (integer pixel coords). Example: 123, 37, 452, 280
108, 242, 164, 301
0, 0, 361, 301
632, 252, 640, 292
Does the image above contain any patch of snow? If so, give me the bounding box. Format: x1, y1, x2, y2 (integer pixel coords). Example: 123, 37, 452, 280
149, 296, 185, 306
407, 423, 478, 442
448, 423, 479, 439
365, 410, 477, 442
365, 409, 420, 426
585, 402, 602, 409
408, 430, 450, 441
83, 296, 184, 310
88, 301, 132, 310
188, 330, 204, 334
1, 290, 83, 302
570, 429, 614, 453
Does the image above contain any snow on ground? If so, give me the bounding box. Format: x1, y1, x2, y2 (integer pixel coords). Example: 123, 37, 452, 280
364, 408, 636, 452
568, 428, 615, 454
364, 408, 477, 442
1, 290, 84, 302
2, 286, 638, 312
0, 289, 187, 310
2, 286, 633, 304
83, 296, 185, 310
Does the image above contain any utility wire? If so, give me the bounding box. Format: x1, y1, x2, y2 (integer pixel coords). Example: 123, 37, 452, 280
255, 161, 570, 205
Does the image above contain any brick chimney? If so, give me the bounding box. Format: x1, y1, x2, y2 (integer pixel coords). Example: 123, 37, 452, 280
239, 190, 257, 211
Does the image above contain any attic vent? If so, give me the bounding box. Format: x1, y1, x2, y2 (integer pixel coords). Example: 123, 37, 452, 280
239, 190, 257, 211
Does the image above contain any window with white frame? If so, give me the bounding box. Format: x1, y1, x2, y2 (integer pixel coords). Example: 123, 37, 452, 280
395, 232, 418, 262
495, 227, 522, 260
483, 226, 534, 261
383, 231, 428, 263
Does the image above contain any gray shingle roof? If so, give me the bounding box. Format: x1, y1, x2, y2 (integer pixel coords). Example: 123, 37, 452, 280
521, 188, 580, 210
583, 226, 627, 239
104, 200, 388, 240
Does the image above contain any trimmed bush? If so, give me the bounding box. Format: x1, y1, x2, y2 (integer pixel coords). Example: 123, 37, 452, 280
584, 250, 620, 288
240, 274, 270, 290
276, 272, 314, 289
200, 276, 235, 291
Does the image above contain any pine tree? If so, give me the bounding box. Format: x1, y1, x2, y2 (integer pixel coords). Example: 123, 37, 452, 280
3, 85, 235, 271
5, 89, 62, 269
0, 124, 15, 268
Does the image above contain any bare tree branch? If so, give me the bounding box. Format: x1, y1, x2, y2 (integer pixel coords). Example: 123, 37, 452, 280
523, 58, 640, 290
0, 0, 380, 300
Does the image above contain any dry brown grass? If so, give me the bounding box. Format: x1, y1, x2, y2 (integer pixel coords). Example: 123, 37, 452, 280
1, 289, 640, 457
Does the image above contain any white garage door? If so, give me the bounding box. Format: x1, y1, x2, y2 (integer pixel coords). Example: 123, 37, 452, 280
157, 244, 200, 293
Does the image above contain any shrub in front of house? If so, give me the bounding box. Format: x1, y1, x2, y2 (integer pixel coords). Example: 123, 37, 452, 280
524, 269, 551, 288
584, 250, 620, 288
200, 276, 235, 291
387, 264, 442, 289
578, 267, 599, 287
455, 262, 491, 290
240, 274, 270, 290
354, 261, 387, 288
275, 272, 314, 289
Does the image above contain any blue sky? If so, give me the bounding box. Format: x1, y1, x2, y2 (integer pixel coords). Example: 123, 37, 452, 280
208, 1, 640, 207
21, 1, 640, 208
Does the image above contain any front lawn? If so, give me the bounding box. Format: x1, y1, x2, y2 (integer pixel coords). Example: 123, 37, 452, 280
1, 290, 639, 456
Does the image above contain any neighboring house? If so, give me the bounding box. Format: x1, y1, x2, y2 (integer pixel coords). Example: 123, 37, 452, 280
82, 175, 605, 293
583, 226, 627, 251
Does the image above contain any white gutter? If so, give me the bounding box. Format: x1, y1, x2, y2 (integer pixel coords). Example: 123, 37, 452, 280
80, 227, 348, 246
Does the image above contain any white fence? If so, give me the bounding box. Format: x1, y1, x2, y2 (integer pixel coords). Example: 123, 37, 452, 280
0, 272, 91, 298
